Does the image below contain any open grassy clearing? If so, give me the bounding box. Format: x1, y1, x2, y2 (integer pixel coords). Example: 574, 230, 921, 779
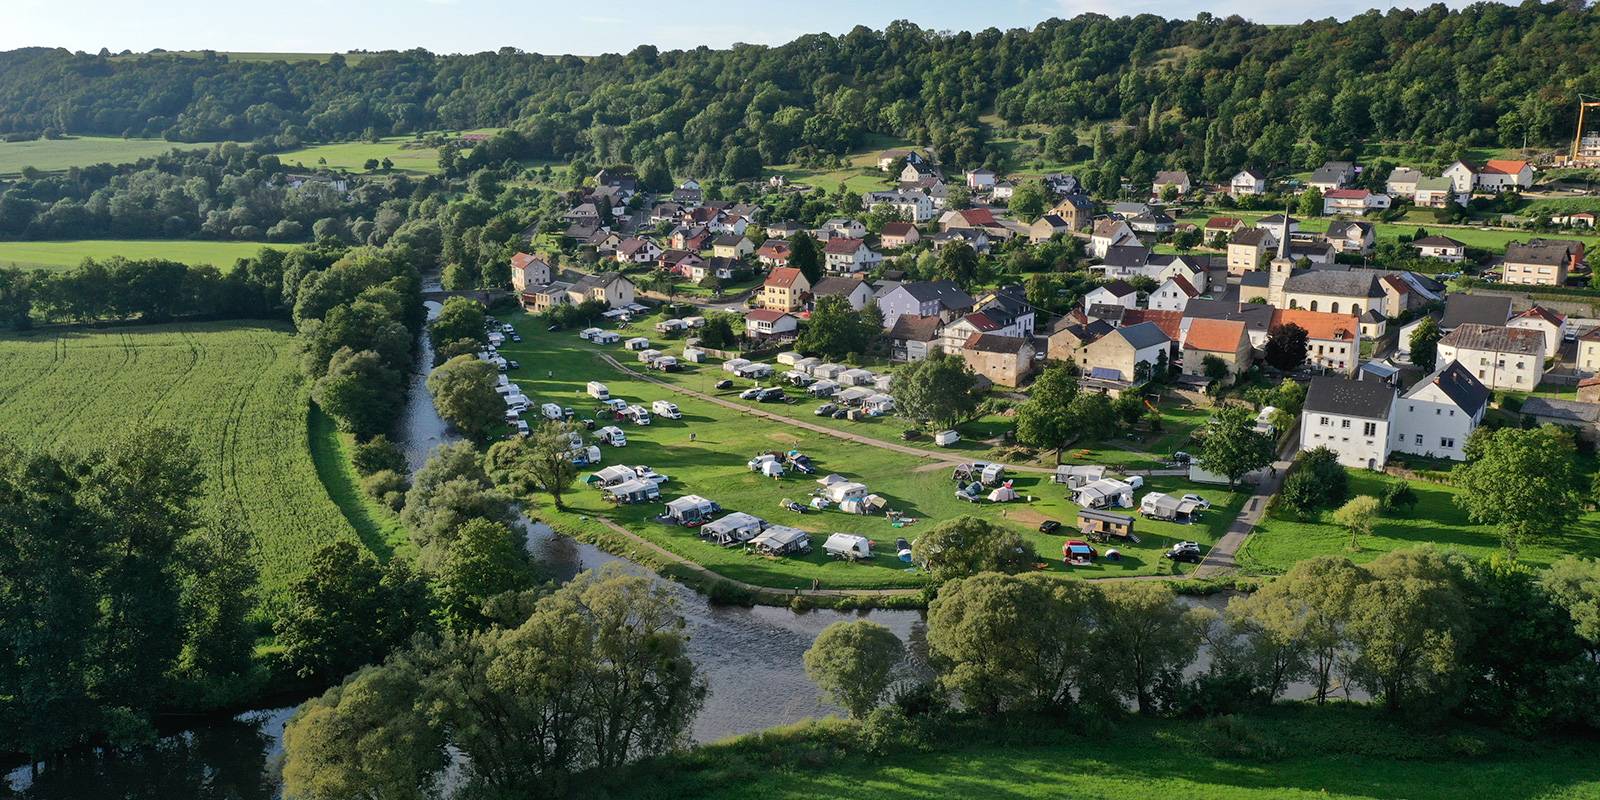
308, 407, 410, 560
496, 314, 1244, 588
619, 706, 1600, 800
1176, 210, 1600, 255
1237, 470, 1600, 574
764, 134, 909, 193
275, 129, 502, 175
0, 239, 279, 272
0, 323, 363, 606
0, 135, 232, 176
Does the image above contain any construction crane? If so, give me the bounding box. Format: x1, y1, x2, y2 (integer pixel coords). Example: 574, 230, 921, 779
1571, 95, 1600, 165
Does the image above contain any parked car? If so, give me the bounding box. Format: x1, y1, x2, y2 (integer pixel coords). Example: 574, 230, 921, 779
1181, 494, 1211, 510
757, 387, 786, 403
900, 429, 921, 441
715, 379, 734, 390
1163, 541, 1203, 564
1171, 450, 1192, 464
831, 409, 849, 419
506, 360, 520, 370
814, 403, 837, 416
739, 387, 763, 400
510, 333, 523, 343
1038, 520, 1061, 534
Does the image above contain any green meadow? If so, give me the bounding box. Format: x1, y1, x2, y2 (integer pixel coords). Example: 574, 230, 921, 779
0, 135, 228, 176
0, 239, 278, 272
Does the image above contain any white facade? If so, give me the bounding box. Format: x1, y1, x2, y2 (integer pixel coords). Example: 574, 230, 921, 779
1390, 384, 1481, 462
1083, 286, 1138, 312
1231, 171, 1266, 196
1436, 342, 1544, 391
1301, 405, 1394, 469
1443, 161, 1477, 194
1148, 277, 1195, 312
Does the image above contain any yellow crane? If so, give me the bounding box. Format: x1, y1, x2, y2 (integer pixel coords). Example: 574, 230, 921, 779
1571, 95, 1600, 165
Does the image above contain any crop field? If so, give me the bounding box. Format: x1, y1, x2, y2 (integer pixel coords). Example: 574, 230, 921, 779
497, 315, 1246, 589
0, 239, 279, 272
0, 323, 363, 606
1238, 469, 1600, 573
0, 135, 228, 176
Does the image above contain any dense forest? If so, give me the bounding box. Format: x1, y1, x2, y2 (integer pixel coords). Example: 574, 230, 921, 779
0, 5, 1594, 180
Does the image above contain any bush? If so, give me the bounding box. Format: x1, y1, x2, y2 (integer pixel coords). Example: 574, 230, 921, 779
351, 435, 407, 476
362, 469, 409, 511
1196, 715, 1287, 762
1381, 481, 1418, 514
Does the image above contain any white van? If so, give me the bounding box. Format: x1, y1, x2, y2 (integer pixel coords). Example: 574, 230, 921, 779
596, 426, 628, 446
504, 394, 530, 412
587, 381, 610, 400
651, 400, 682, 419
626, 405, 652, 426
823, 533, 872, 561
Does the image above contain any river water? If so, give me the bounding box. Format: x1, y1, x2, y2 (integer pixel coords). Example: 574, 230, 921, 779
4, 304, 1351, 796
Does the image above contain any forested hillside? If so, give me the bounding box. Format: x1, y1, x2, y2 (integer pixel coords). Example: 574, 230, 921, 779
0, 4, 1596, 181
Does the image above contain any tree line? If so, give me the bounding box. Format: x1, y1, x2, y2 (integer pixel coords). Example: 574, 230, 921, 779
2, 4, 1597, 178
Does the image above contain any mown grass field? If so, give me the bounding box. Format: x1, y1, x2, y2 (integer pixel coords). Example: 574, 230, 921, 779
497, 314, 1244, 588
0, 239, 278, 272
1237, 470, 1600, 574
0, 323, 364, 606
765, 134, 908, 193
1175, 210, 1600, 256
0, 135, 228, 176
615, 706, 1600, 800
275, 129, 501, 175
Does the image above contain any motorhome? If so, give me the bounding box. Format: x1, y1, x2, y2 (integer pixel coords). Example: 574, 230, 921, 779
596, 426, 628, 446
586, 381, 611, 400
651, 400, 682, 419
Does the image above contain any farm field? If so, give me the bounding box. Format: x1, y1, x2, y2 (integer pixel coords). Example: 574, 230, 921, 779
0, 239, 279, 272
1237, 469, 1600, 573
620, 706, 1600, 800
0, 323, 364, 606
275, 128, 502, 175
0, 135, 229, 176
496, 315, 1245, 589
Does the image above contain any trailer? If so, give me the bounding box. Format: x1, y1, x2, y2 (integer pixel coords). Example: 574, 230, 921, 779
596, 426, 628, 446
651, 400, 682, 419
662, 494, 720, 527
823, 533, 873, 561
700, 512, 767, 546
603, 478, 661, 504
1139, 492, 1201, 523
749, 525, 812, 556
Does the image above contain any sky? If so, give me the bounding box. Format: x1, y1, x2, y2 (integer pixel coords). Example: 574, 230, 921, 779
2, 0, 1480, 55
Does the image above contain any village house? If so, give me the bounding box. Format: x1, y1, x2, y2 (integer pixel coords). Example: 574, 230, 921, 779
1090, 218, 1138, 259
754, 239, 791, 267
1181, 317, 1252, 377
876, 280, 975, 328
1391, 361, 1490, 462
878, 149, 926, 172
615, 237, 663, 265
928, 228, 992, 255
887, 314, 943, 362
1322, 188, 1392, 215
1324, 220, 1375, 254
810, 276, 875, 312
1081, 322, 1171, 384
1257, 214, 1300, 241
1300, 376, 1397, 470
1152, 170, 1192, 197
1028, 214, 1071, 243
1385, 167, 1422, 197
972, 284, 1037, 336
1579, 329, 1600, 372
1230, 169, 1267, 196
570, 272, 636, 307
766, 220, 803, 239
1288, 240, 1337, 265
939, 311, 1018, 354
879, 221, 921, 249
1554, 211, 1598, 227
509, 252, 552, 292
1128, 210, 1177, 235
1046, 317, 1114, 363
1413, 177, 1459, 208
1308, 161, 1356, 193
711, 234, 754, 260
1506, 306, 1567, 357
1181, 299, 1275, 349
1437, 323, 1546, 391
1084, 279, 1139, 313
823, 218, 868, 239
959, 334, 1035, 388
1271, 308, 1361, 375
761, 267, 811, 312
1502, 240, 1579, 287
939, 207, 1000, 232
1226, 227, 1276, 275
1049, 194, 1095, 230
1442, 160, 1478, 194
1204, 216, 1245, 241
1149, 275, 1200, 312
744, 309, 798, 340
1411, 235, 1467, 262
900, 159, 939, 183
862, 189, 934, 222
1439, 294, 1512, 333
965, 168, 997, 190
823, 238, 880, 274
992, 180, 1015, 200
1477, 159, 1534, 190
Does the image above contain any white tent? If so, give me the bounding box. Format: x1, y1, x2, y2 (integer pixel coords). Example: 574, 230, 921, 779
592, 331, 621, 344
638, 348, 662, 363
987, 485, 1018, 502
839, 368, 876, 386
579, 327, 603, 340
604, 479, 660, 504
1053, 464, 1106, 487
863, 393, 895, 414
807, 380, 839, 397
750, 525, 811, 555
776, 351, 803, 365
825, 481, 869, 503
792, 357, 822, 374
824, 533, 872, 560
816, 473, 849, 487
760, 460, 785, 478
591, 465, 635, 486
682, 347, 706, 363
837, 386, 873, 405
1074, 479, 1134, 509
625, 337, 651, 350
813, 363, 847, 379
664, 494, 718, 524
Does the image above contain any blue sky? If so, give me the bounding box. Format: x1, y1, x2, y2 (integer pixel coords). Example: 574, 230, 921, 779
3, 0, 1478, 55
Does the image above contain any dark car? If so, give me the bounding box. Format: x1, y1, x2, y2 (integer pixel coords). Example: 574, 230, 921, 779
900, 429, 922, 441
510, 333, 524, 343
1163, 541, 1203, 564
506, 360, 521, 370
831, 409, 849, 419
715, 379, 734, 390
814, 403, 837, 416
789, 455, 816, 474
757, 388, 786, 403
1038, 520, 1062, 534
547, 324, 560, 332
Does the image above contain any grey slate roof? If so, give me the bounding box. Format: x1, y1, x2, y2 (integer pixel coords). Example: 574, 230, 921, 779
1103, 245, 1152, 269
1405, 361, 1489, 416
898, 280, 975, 310
1504, 241, 1571, 267
1231, 228, 1273, 247
1183, 299, 1274, 334
1439, 323, 1543, 355
1281, 269, 1387, 299
1439, 295, 1512, 330
1305, 376, 1396, 419
1522, 397, 1600, 424
1115, 321, 1171, 350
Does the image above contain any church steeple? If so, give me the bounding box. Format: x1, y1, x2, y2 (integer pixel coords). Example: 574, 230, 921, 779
1267, 198, 1295, 307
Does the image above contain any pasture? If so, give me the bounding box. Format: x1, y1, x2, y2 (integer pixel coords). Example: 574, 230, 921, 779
0, 323, 365, 606
275, 129, 502, 175
0, 239, 278, 272
0, 135, 227, 176
497, 315, 1245, 589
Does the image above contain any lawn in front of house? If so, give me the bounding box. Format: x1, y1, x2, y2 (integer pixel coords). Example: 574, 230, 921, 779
1236, 469, 1600, 574
496, 313, 1245, 588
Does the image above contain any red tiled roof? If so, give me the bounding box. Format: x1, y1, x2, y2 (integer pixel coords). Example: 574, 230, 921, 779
1482, 159, 1529, 175
764, 267, 806, 288
824, 237, 865, 255
1204, 217, 1241, 230
961, 312, 1003, 332
1514, 305, 1566, 326
955, 208, 997, 226
1323, 188, 1370, 200
1122, 309, 1181, 339
746, 309, 790, 323
1270, 308, 1358, 342
881, 222, 917, 237
1165, 275, 1199, 297
1184, 318, 1248, 352
510, 252, 545, 271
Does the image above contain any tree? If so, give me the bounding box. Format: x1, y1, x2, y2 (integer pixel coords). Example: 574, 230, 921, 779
889, 352, 981, 429
912, 516, 1037, 584
313, 347, 403, 437
273, 543, 433, 682
352, 435, 407, 476
1091, 582, 1209, 714
1409, 316, 1442, 372
697, 313, 738, 349
1197, 405, 1275, 490
1007, 179, 1048, 222
281, 661, 446, 800
1014, 363, 1080, 462
803, 621, 905, 719
788, 231, 823, 284
1333, 495, 1381, 551
363, 158, 381, 171
927, 573, 1096, 714
1345, 548, 1470, 712
1297, 187, 1324, 217
429, 297, 487, 357
1280, 446, 1350, 518
1543, 556, 1600, 659
174, 520, 259, 694
1202, 354, 1230, 387
1453, 426, 1583, 556
427, 354, 504, 441
488, 421, 581, 509
934, 241, 980, 286
434, 518, 536, 632
1263, 322, 1309, 371
795, 295, 872, 360
1228, 556, 1364, 702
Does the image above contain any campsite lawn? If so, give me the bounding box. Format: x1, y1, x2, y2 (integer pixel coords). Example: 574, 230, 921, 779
0, 134, 229, 176
498, 315, 1246, 589
616, 705, 1600, 800
1236, 470, 1600, 574
0, 323, 366, 607
0, 239, 279, 272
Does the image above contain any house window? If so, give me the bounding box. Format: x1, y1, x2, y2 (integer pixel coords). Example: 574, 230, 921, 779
1441, 437, 1456, 449
1363, 422, 1377, 436
1341, 419, 1351, 429
1320, 417, 1331, 427
1414, 434, 1423, 445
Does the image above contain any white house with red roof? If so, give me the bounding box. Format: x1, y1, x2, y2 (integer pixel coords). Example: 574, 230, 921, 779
1148, 275, 1200, 313
1477, 160, 1534, 191
938, 309, 1030, 353
615, 237, 662, 264
744, 309, 799, 339
938, 207, 998, 231
1322, 188, 1391, 215
822, 238, 880, 274
509, 252, 552, 292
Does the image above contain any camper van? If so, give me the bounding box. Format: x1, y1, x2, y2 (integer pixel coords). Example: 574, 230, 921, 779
651, 400, 682, 419
626, 405, 652, 426
596, 426, 628, 447
823, 533, 872, 561
504, 394, 531, 412
586, 381, 611, 401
